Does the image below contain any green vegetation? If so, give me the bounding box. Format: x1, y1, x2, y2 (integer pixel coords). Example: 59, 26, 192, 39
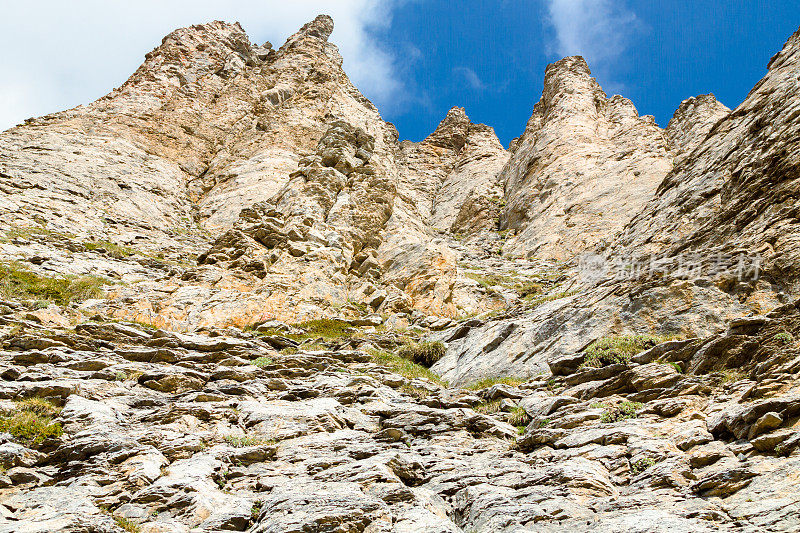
252, 357, 273, 367
465, 272, 517, 292
631, 457, 657, 474
464, 375, 526, 390
508, 406, 531, 427
773, 332, 794, 345
719, 369, 748, 383
3, 225, 74, 241
537, 418, 552, 428
82, 240, 137, 259
369, 349, 447, 387
775, 442, 791, 457
0, 398, 63, 445
400, 383, 431, 399
113, 516, 141, 533
0, 261, 107, 305
279, 346, 298, 355
582, 334, 669, 368
258, 318, 354, 341
224, 435, 274, 448
600, 401, 643, 423
523, 290, 578, 307
250, 501, 263, 521
397, 341, 446, 367
475, 400, 502, 415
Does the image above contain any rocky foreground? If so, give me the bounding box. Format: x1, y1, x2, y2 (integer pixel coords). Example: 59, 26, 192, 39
0, 11, 799, 533
0, 293, 798, 532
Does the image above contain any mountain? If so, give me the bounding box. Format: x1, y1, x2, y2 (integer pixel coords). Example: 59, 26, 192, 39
0, 15, 799, 533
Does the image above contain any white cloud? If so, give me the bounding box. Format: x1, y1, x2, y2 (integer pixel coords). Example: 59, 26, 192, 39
453, 67, 485, 90
545, 0, 641, 70
0, 0, 405, 131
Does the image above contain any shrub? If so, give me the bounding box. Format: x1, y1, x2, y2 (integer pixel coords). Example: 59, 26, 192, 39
631, 457, 657, 474
600, 401, 643, 423
0, 399, 63, 445
225, 435, 273, 447
292, 319, 353, 340
507, 406, 531, 427
369, 349, 447, 387
397, 341, 446, 367
582, 334, 668, 368
82, 240, 136, 259
774, 332, 794, 345
0, 262, 106, 305
475, 400, 502, 414
113, 516, 141, 533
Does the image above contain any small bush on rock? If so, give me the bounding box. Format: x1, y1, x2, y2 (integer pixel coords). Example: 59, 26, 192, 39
0, 261, 107, 305
397, 341, 446, 367
600, 401, 643, 423
631, 457, 657, 474
774, 332, 794, 345
582, 334, 667, 368
0, 398, 63, 445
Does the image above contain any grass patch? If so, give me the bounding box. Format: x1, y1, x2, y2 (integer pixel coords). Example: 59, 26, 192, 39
600, 401, 643, 423
582, 334, 669, 368
631, 457, 657, 475
523, 290, 578, 306
0, 398, 63, 445
465, 272, 517, 291
82, 240, 136, 259
773, 332, 794, 345
719, 369, 748, 383
252, 357, 273, 367
464, 376, 526, 391
508, 406, 531, 427
0, 261, 107, 305
397, 341, 446, 367
400, 383, 431, 399
225, 435, 274, 447
290, 319, 353, 340
113, 516, 141, 533
475, 400, 502, 414
369, 349, 447, 387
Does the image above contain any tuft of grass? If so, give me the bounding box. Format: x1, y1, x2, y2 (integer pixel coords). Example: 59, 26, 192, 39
464, 376, 526, 391
581, 334, 669, 368
82, 240, 136, 259
250, 501, 263, 521
113, 516, 141, 533
291, 319, 353, 340
600, 401, 643, 423
465, 272, 517, 292
719, 369, 748, 384
524, 290, 577, 306
369, 349, 447, 387
225, 435, 274, 448
397, 341, 446, 368
400, 383, 431, 399
0, 399, 63, 445
475, 400, 502, 414
773, 332, 794, 345
0, 261, 107, 305
252, 357, 273, 367
537, 418, 552, 428
631, 457, 657, 475
15, 397, 60, 417
508, 406, 531, 427
518, 282, 543, 298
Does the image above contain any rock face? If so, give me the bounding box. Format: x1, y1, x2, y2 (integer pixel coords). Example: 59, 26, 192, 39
499, 56, 674, 260
1, 13, 800, 533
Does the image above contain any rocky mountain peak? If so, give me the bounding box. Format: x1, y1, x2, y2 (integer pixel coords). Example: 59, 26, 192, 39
665, 93, 730, 156
421, 106, 471, 151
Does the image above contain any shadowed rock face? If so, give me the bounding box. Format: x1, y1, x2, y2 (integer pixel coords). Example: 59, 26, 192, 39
1, 15, 800, 532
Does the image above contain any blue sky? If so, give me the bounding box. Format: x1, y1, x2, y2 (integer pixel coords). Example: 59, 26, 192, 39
383, 0, 800, 145
1, 1, 799, 146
